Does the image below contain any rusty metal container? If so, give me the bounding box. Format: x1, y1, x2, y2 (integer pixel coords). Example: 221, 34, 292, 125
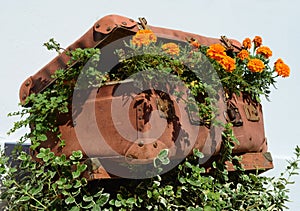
19, 14, 273, 179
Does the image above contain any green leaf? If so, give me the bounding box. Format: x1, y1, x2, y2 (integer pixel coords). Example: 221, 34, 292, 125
38, 134, 47, 141
18, 195, 31, 202
30, 184, 43, 196
147, 190, 152, 198
72, 171, 81, 179
69, 206, 80, 211
83, 195, 93, 202
193, 148, 204, 158
96, 193, 109, 206
91, 204, 101, 211
72, 150, 83, 160
158, 149, 169, 159
77, 163, 87, 173
126, 197, 136, 205
114, 200, 122, 207
65, 196, 75, 204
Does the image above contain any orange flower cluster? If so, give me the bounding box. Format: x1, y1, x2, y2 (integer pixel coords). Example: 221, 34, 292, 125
206, 43, 226, 60
207, 43, 236, 73
242, 38, 252, 49
237, 49, 249, 60
219, 56, 236, 73
247, 58, 265, 73
162, 43, 180, 55
253, 36, 262, 47
274, 58, 290, 77
256, 46, 273, 59
132, 29, 157, 47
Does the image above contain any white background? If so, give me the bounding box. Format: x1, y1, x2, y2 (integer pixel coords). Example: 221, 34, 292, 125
0, 0, 299, 209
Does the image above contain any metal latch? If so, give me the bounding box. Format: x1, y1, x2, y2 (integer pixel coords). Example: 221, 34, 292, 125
138, 17, 148, 29
225, 102, 243, 126
244, 104, 260, 122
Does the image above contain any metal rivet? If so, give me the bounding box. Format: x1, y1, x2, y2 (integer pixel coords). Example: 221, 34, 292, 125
106, 26, 111, 31
25, 81, 30, 86
95, 23, 100, 28
138, 108, 142, 112
22, 94, 27, 100
138, 116, 143, 120
138, 127, 143, 131
122, 21, 127, 25
138, 141, 144, 147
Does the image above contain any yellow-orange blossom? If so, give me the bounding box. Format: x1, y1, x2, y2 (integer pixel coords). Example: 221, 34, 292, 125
275, 58, 290, 77
162, 43, 180, 55
247, 59, 265, 73
207, 43, 236, 73
132, 29, 157, 47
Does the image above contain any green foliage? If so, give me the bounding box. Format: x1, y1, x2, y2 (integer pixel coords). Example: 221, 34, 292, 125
2, 38, 299, 210
0, 149, 109, 210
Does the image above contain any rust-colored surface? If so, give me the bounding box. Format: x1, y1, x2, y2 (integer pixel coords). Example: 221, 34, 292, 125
226, 152, 273, 172
83, 152, 273, 180
19, 14, 241, 105
20, 14, 272, 178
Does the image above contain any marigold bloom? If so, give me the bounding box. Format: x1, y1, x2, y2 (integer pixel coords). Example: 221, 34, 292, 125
132, 29, 157, 47
219, 55, 236, 73
274, 58, 290, 77
242, 38, 252, 49
162, 43, 180, 55
253, 36, 262, 48
206, 43, 226, 61
256, 46, 272, 59
247, 58, 265, 73
237, 49, 250, 60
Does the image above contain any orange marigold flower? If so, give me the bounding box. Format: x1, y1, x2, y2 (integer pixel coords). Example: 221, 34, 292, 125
247, 58, 265, 73
256, 46, 272, 59
219, 55, 236, 73
253, 36, 262, 48
206, 43, 226, 61
162, 43, 180, 55
274, 58, 290, 77
242, 38, 252, 49
132, 29, 157, 47
237, 49, 249, 60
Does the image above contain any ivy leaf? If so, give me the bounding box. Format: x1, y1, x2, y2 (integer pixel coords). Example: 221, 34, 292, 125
72, 170, 81, 179
83, 195, 93, 202
65, 196, 75, 204
96, 193, 109, 206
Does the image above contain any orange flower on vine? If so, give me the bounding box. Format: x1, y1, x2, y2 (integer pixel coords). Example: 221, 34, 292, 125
242, 38, 252, 49
274, 58, 290, 77
247, 58, 265, 73
256, 46, 272, 59
132, 29, 157, 47
162, 43, 180, 55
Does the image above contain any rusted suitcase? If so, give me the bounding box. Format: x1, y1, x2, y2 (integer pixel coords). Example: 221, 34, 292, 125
19, 14, 273, 179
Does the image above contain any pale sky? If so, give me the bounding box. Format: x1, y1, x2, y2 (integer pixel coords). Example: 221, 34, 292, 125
0, 0, 299, 209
